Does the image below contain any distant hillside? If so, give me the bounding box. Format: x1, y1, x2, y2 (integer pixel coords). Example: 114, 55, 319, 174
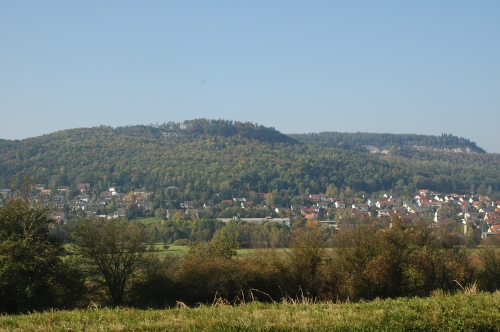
290, 132, 486, 154
0, 120, 499, 203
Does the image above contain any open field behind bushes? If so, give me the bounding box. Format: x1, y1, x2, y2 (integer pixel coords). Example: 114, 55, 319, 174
1, 291, 500, 332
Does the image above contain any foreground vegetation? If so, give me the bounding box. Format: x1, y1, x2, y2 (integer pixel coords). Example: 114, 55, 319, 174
3, 181, 500, 320
1, 291, 500, 331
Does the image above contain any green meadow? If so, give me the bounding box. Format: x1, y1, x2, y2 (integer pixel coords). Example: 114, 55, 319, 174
1, 291, 499, 331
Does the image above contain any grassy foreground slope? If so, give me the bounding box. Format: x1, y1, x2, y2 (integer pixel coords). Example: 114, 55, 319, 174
1, 292, 500, 331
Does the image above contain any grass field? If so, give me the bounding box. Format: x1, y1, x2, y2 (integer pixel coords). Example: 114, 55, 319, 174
1, 291, 499, 331
150, 245, 287, 257
135, 217, 163, 225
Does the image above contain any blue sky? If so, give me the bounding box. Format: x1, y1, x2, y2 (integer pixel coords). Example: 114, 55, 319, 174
1, 0, 499, 152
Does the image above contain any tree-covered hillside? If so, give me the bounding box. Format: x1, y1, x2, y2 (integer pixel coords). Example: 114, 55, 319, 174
0, 119, 498, 204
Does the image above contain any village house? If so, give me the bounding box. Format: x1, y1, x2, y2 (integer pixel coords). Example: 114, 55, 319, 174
418, 201, 438, 209
403, 201, 423, 215
291, 205, 305, 212
137, 201, 151, 211
335, 201, 346, 209
57, 186, 69, 192
109, 187, 122, 196
116, 207, 127, 216
181, 201, 194, 209
464, 212, 479, 220
76, 183, 90, 193
100, 191, 113, 200
378, 210, 392, 218
418, 189, 429, 197
68, 200, 87, 211
50, 211, 67, 223
309, 194, 326, 202
203, 202, 215, 209
479, 196, 491, 203
51, 195, 65, 203
485, 212, 498, 225
376, 200, 395, 209
445, 195, 459, 203
75, 194, 90, 202
115, 202, 127, 209
353, 211, 368, 218
460, 201, 470, 212
315, 202, 329, 209
86, 207, 99, 216
471, 201, 481, 209
52, 203, 65, 211
94, 199, 108, 206
122, 194, 134, 202
304, 213, 319, 220
393, 206, 408, 214
133, 188, 148, 195
458, 196, 469, 203
352, 203, 369, 212
301, 207, 318, 215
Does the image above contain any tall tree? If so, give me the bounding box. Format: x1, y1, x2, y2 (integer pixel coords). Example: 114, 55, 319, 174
71, 218, 149, 306
0, 182, 84, 313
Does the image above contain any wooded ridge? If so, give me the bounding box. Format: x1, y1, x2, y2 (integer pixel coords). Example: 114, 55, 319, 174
0, 119, 498, 199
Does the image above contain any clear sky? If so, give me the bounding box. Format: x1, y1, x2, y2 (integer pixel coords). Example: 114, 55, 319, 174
1, 0, 499, 152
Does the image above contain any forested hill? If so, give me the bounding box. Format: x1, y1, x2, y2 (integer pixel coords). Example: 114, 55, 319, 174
290, 132, 486, 153
0, 120, 499, 201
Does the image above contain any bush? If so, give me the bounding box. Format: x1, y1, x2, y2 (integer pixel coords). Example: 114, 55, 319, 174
239, 249, 290, 302
330, 217, 475, 301
476, 246, 500, 292
127, 255, 179, 308
287, 227, 328, 298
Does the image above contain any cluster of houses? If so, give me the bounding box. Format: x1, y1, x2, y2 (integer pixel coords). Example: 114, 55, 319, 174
2, 183, 500, 235
290, 193, 400, 221
289, 189, 500, 232
410, 189, 500, 238
0, 183, 154, 224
